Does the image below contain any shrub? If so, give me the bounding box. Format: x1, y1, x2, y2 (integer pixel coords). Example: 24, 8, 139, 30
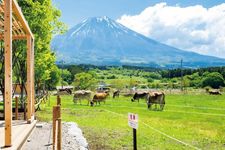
147, 78, 154, 83
201, 72, 224, 88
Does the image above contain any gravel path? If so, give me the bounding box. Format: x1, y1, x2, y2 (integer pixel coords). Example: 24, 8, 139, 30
22, 122, 89, 150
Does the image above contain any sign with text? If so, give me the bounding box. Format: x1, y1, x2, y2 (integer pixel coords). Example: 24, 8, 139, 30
128, 113, 138, 129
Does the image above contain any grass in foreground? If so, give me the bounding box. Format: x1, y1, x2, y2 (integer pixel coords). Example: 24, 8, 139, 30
37, 93, 225, 150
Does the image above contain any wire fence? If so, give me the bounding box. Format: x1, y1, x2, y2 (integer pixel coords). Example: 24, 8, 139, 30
104, 109, 201, 150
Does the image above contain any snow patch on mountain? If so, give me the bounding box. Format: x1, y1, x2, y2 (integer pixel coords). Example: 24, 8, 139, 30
51, 16, 225, 68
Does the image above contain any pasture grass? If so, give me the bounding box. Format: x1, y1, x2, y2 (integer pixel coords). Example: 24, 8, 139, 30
0, 101, 16, 111
37, 93, 225, 150
0, 102, 3, 110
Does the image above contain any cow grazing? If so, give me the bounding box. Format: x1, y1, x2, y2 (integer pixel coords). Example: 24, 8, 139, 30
91, 91, 109, 106
208, 90, 222, 95
147, 92, 165, 111
58, 88, 72, 95
113, 90, 120, 98
131, 92, 148, 102
73, 90, 92, 105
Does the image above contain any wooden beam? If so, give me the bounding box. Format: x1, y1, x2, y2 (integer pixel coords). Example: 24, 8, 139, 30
4, 0, 12, 147
32, 38, 35, 115
26, 35, 32, 123
0, 2, 26, 37
12, 0, 33, 39
0, 34, 26, 40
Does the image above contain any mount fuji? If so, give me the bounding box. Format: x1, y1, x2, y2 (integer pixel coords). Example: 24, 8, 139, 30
51, 16, 225, 68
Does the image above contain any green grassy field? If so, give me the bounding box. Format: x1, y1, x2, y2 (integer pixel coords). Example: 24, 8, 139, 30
0, 101, 3, 107
37, 93, 225, 150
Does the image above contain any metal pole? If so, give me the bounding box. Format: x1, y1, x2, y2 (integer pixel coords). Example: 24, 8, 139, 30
133, 128, 137, 150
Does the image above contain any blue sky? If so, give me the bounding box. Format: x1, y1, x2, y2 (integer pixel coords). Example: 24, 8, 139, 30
52, 0, 225, 58
52, 0, 225, 27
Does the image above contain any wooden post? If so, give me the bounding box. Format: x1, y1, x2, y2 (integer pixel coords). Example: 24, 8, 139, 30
15, 97, 18, 120
53, 105, 60, 150
57, 95, 61, 106
31, 38, 35, 116
27, 35, 32, 123
4, 0, 12, 147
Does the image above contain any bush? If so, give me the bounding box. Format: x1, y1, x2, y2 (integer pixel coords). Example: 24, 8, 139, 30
147, 78, 154, 83
107, 75, 117, 79
99, 76, 105, 79
202, 72, 224, 88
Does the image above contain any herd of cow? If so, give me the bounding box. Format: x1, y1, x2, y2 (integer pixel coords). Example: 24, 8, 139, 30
73, 89, 165, 110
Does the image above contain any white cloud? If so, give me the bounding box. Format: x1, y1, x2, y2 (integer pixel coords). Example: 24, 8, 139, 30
117, 3, 225, 58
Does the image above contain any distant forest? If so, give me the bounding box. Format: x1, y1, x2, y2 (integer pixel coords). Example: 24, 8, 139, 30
58, 64, 225, 79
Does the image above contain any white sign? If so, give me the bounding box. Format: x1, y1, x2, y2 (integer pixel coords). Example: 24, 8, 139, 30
128, 113, 138, 129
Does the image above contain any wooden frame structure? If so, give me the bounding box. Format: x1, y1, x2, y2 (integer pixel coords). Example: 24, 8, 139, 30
0, 0, 35, 147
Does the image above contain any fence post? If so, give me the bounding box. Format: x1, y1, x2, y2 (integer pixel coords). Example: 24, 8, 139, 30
15, 97, 18, 120
53, 100, 61, 150
57, 95, 61, 106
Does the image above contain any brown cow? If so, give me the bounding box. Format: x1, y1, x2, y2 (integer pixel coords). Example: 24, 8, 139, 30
147, 92, 165, 111
91, 91, 109, 106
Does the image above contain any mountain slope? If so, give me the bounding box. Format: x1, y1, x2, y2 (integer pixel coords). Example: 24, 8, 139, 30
52, 16, 225, 68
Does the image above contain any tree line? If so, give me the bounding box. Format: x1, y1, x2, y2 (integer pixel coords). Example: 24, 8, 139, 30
57, 65, 225, 90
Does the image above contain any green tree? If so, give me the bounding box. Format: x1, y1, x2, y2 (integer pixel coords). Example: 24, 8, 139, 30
201, 72, 224, 88
45, 65, 61, 90
18, 0, 66, 91
183, 76, 190, 87
61, 69, 73, 85
73, 72, 97, 90
189, 72, 201, 87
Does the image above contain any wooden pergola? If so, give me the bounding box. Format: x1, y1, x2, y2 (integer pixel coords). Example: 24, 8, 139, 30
0, 0, 35, 147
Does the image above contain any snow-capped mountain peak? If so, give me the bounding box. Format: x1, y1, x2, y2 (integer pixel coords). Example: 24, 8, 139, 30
51, 17, 225, 67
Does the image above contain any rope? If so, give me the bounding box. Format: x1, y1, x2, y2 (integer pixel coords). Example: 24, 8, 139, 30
101, 105, 225, 117
107, 100, 225, 111
165, 104, 225, 111
165, 110, 225, 117
103, 109, 201, 150
141, 122, 201, 150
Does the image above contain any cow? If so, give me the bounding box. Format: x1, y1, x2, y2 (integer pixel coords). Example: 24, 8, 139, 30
91, 91, 109, 106
113, 90, 120, 98
208, 90, 222, 95
147, 92, 165, 111
73, 90, 92, 105
58, 88, 72, 95
131, 92, 148, 102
